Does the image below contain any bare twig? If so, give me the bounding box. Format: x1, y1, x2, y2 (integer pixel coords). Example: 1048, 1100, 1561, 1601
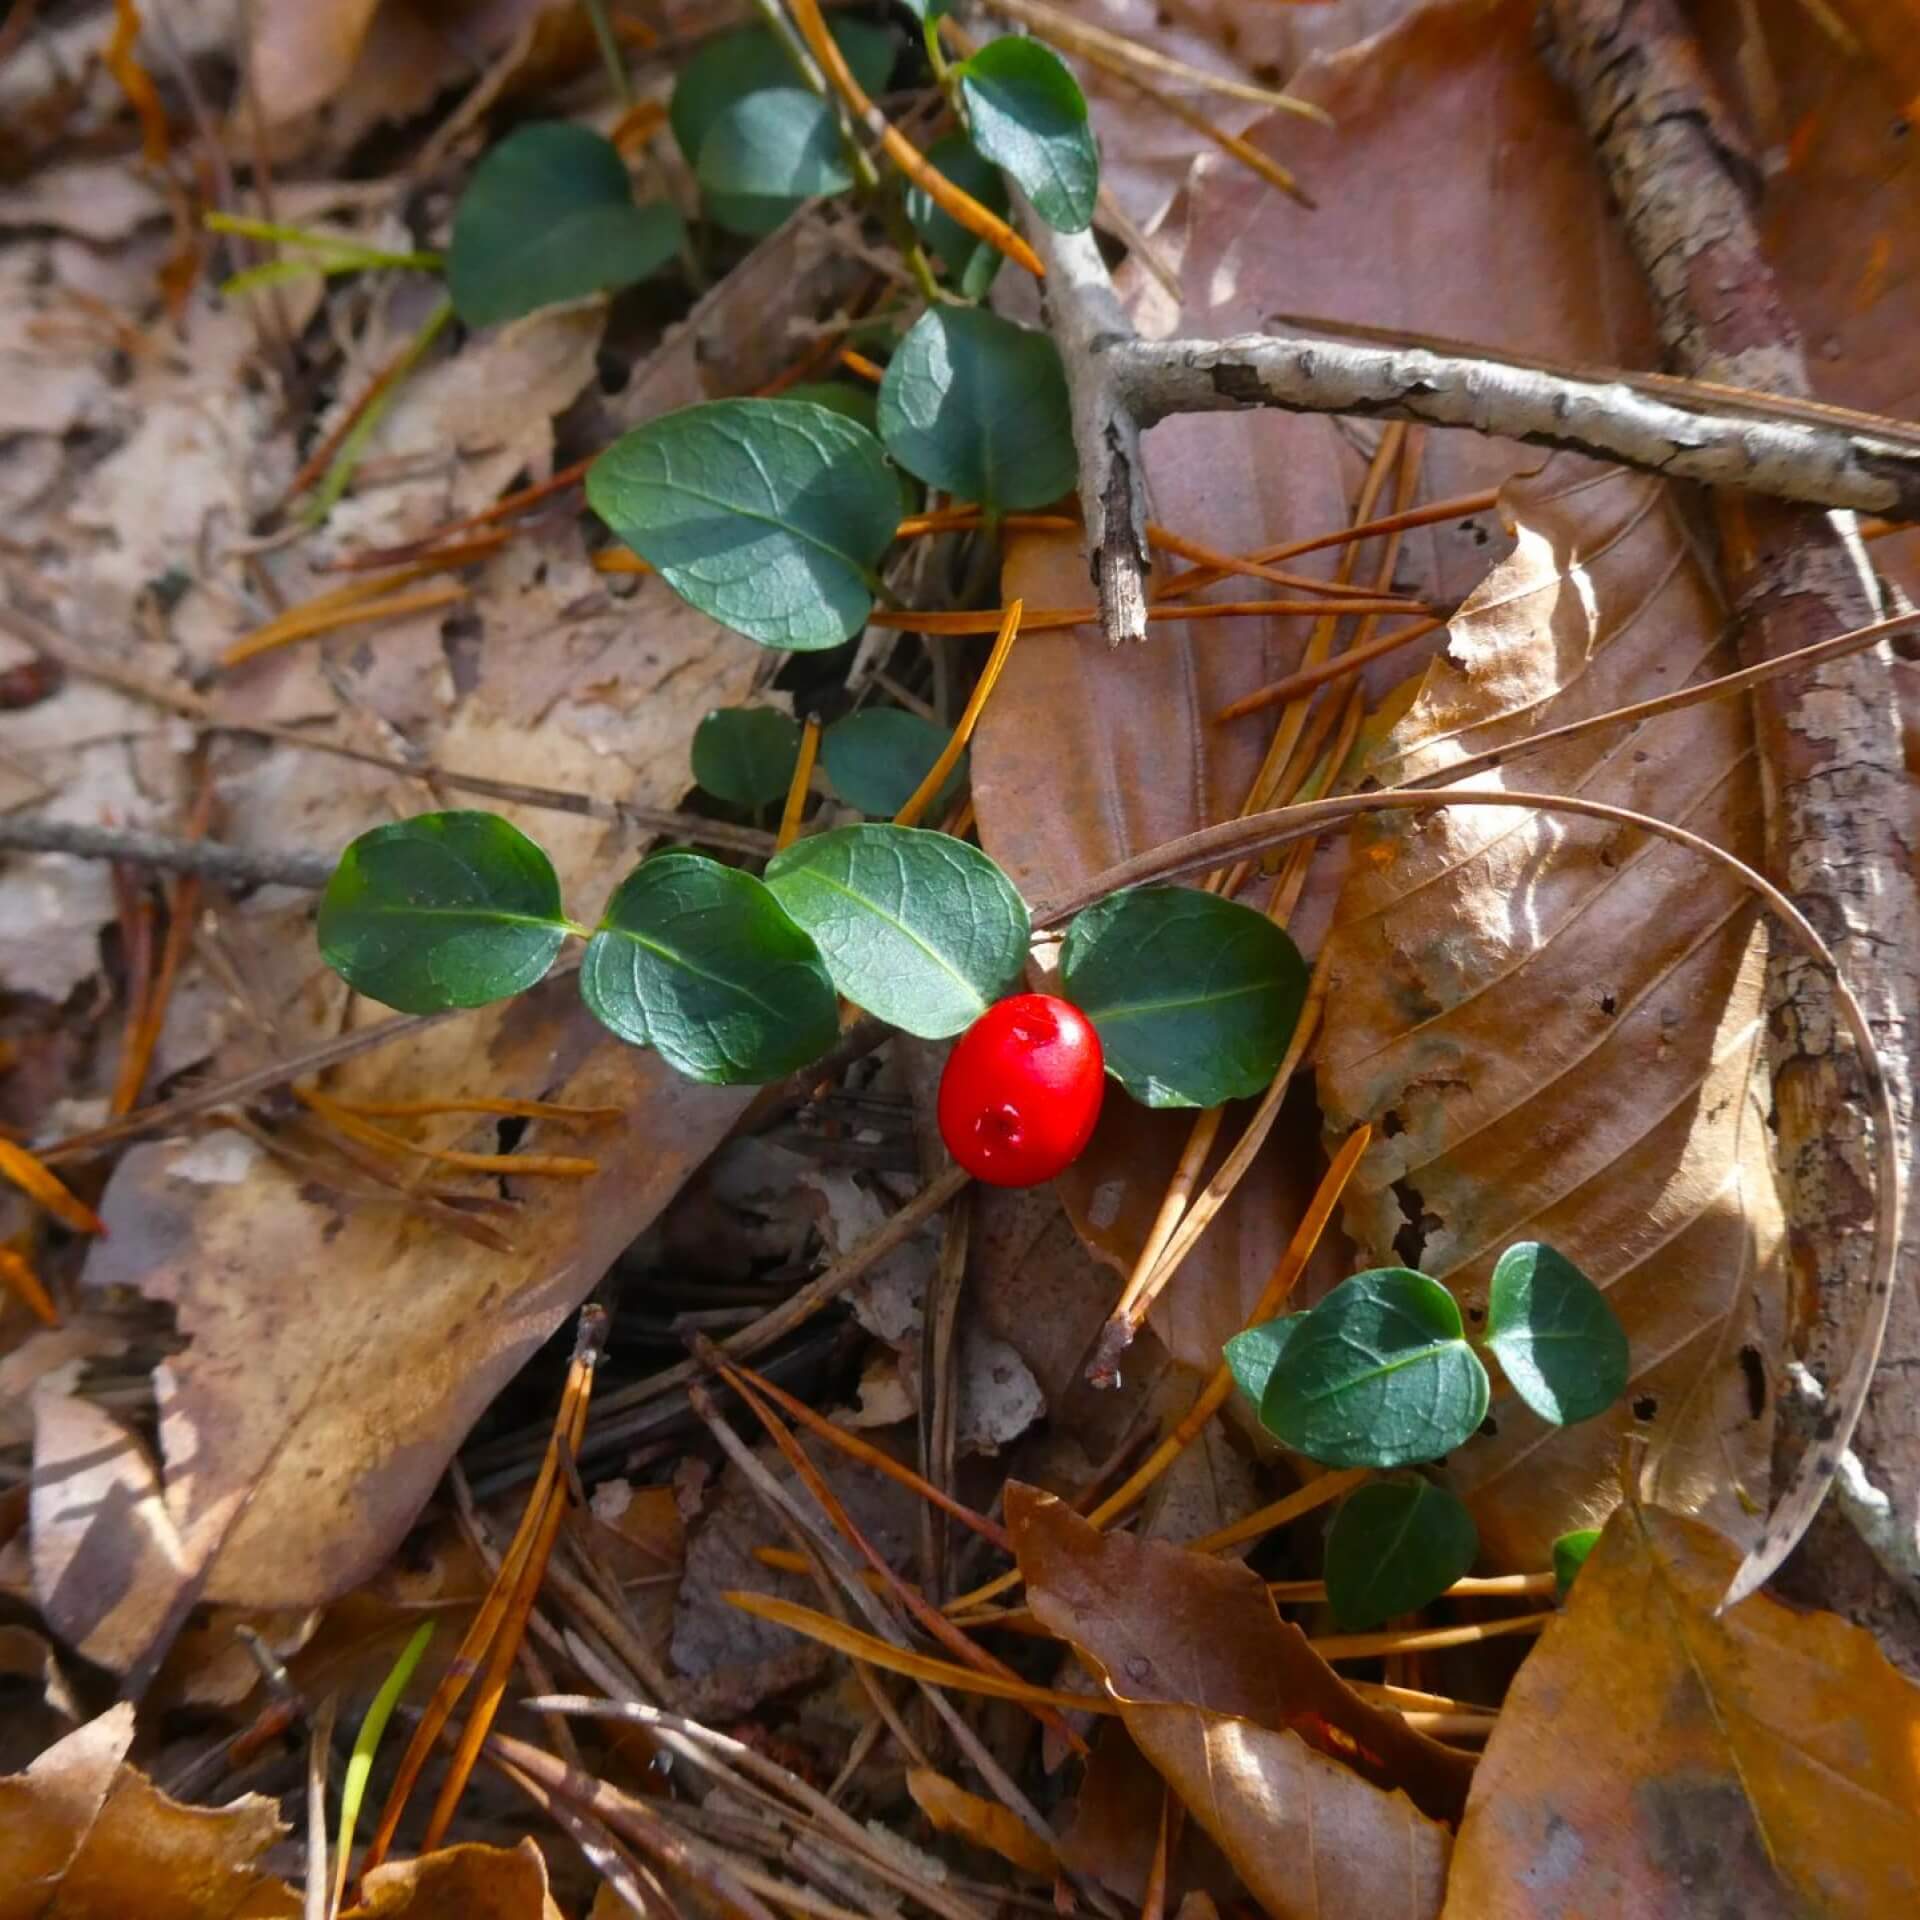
0, 816, 334, 890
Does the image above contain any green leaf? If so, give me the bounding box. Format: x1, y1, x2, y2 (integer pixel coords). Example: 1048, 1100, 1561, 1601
958, 37, 1098, 234
906, 132, 1009, 298
691, 707, 802, 811
764, 824, 1027, 1038
669, 20, 894, 237
697, 88, 853, 201
1552, 1527, 1601, 1596
448, 123, 685, 328
1262, 1268, 1491, 1469
1323, 1480, 1480, 1630
586, 398, 900, 650
876, 306, 1074, 514
1483, 1242, 1630, 1427
821, 708, 963, 817
317, 811, 568, 1013
780, 380, 879, 431
580, 852, 839, 1084
1060, 886, 1310, 1108
1223, 1317, 1303, 1413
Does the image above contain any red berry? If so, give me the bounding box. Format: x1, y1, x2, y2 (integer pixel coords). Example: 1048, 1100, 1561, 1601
938, 993, 1105, 1188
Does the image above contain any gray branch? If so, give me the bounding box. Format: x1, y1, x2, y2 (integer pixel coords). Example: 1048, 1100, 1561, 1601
0, 816, 334, 890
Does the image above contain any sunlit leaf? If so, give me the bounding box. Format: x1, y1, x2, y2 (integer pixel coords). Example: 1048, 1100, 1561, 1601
1484, 1241, 1630, 1427
1262, 1268, 1490, 1469
1552, 1527, 1601, 1595
1061, 886, 1308, 1107
876, 306, 1074, 514
448, 123, 684, 328
1323, 1479, 1480, 1630
958, 37, 1098, 234
822, 708, 963, 817
692, 707, 802, 810
764, 824, 1027, 1037
587, 399, 900, 650
581, 852, 838, 1084
318, 811, 568, 1013
1223, 1317, 1302, 1413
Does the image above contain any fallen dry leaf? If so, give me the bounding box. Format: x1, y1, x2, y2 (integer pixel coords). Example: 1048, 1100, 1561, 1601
1008, 1484, 1474, 1824
0, 1703, 297, 1920
1317, 463, 1784, 1564
907, 1766, 1060, 1877
352, 1838, 563, 1919
1442, 1504, 1920, 1917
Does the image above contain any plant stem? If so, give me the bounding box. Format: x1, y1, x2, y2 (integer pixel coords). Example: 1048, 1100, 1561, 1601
580, 0, 633, 106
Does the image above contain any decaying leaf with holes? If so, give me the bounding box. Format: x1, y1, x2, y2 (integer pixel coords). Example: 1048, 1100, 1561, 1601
1316, 464, 1785, 1565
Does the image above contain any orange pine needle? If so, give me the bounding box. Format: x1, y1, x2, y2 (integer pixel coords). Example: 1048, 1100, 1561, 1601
871, 598, 1419, 635
105, 0, 169, 167
222, 581, 470, 669
592, 549, 652, 575
0, 1138, 105, 1238
1187, 1469, 1370, 1557
894, 599, 1022, 828
754, 1544, 890, 1591
0, 1248, 60, 1327
787, 0, 1044, 279
610, 98, 669, 154
327, 1095, 622, 1130
1308, 1614, 1552, 1661
332, 464, 592, 570
776, 717, 821, 852
1215, 615, 1451, 723
299, 1088, 597, 1178
839, 347, 886, 384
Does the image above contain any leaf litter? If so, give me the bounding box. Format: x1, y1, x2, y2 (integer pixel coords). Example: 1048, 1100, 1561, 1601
2, 1, 1918, 1916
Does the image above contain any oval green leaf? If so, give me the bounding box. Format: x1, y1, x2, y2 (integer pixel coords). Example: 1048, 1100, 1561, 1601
670, 20, 895, 236
586, 398, 900, 650
580, 851, 838, 1084
317, 810, 567, 1013
876, 306, 1074, 514
697, 87, 853, 201
1323, 1480, 1480, 1631
821, 708, 963, 818
779, 380, 879, 431
1060, 886, 1309, 1108
448, 123, 686, 328
692, 707, 802, 810
1552, 1527, 1602, 1596
907, 132, 1009, 297
1484, 1241, 1630, 1427
958, 37, 1098, 234
1223, 1316, 1303, 1414
764, 824, 1027, 1038
1262, 1268, 1490, 1469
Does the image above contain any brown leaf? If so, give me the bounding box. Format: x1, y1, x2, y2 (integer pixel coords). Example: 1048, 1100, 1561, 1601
0, 1704, 298, 1920
1317, 464, 1784, 1563
352, 1839, 563, 1919
907, 1767, 1061, 1877
1126, 1702, 1450, 1920
1008, 1484, 1474, 1824
1441, 1505, 1920, 1917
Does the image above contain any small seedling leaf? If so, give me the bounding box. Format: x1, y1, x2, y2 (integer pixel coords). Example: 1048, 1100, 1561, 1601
670, 20, 895, 236
317, 810, 568, 1013
1061, 886, 1309, 1107
1223, 1317, 1303, 1413
1552, 1527, 1601, 1595
692, 707, 803, 810
697, 87, 854, 201
448, 122, 685, 328
764, 824, 1027, 1038
877, 306, 1074, 513
581, 852, 839, 1083
822, 708, 964, 817
1324, 1480, 1481, 1630
587, 398, 900, 650
958, 37, 1098, 233
1484, 1241, 1630, 1426
906, 132, 1010, 297
1263, 1267, 1490, 1468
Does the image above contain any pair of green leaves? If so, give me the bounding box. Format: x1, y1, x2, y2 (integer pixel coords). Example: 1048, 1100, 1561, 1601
317, 813, 1313, 1111
587, 310, 1073, 650
694, 706, 965, 820
1224, 1244, 1630, 1471
448, 123, 685, 329
318, 810, 1029, 1082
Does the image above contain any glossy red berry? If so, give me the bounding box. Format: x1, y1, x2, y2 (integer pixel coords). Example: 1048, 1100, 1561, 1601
938, 993, 1105, 1188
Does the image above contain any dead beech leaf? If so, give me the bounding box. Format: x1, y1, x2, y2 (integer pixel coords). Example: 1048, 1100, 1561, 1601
1126, 1702, 1450, 1920
1317, 464, 1784, 1564
1007, 1484, 1474, 1824
907, 1767, 1061, 1877
0, 1704, 298, 1920
1442, 1505, 1920, 1917
352, 1839, 563, 1919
